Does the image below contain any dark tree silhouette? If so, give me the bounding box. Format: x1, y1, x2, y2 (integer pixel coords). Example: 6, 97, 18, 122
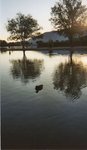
53, 53, 87, 100
50, 0, 87, 45
6, 13, 41, 49
0, 40, 7, 47
10, 54, 44, 84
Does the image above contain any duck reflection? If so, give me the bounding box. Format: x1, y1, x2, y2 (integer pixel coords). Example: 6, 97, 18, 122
53, 52, 87, 100
10, 53, 44, 83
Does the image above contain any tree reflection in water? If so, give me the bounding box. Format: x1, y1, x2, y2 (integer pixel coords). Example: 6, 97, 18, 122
53, 52, 87, 100
10, 53, 44, 84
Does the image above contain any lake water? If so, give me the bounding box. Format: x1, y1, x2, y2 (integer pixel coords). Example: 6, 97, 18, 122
1, 50, 87, 149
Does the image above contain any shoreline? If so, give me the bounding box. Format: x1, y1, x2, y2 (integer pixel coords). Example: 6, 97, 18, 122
0, 46, 87, 51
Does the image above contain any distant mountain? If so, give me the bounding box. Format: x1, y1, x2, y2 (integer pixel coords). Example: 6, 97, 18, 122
29, 31, 68, 45
80, 30, 87, 37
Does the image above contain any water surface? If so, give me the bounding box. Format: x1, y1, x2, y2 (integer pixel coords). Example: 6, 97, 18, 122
1, 50, 87, 149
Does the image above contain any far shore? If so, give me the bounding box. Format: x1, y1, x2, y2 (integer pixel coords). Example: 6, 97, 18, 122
0, 46, 87, 51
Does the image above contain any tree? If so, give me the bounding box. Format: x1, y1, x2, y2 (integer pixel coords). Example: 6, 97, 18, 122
6, 13, 41, 49
0, 40, 7, 47
50, 0, 87, 45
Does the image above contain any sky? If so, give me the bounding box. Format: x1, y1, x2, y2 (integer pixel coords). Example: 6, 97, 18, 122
0, 0, 87, 40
